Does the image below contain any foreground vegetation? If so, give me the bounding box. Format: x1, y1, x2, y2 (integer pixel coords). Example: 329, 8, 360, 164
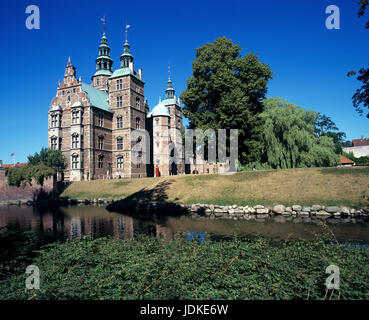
0, 231, 368, 300
61, 167, 369, 207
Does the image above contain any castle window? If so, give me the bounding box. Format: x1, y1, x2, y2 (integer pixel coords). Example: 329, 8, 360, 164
80, 135, 84, 149
72, 154, 79, 169
135, 117, 140, 129
117, 156, 124, 169
136, 154, 141, 169
117, 115, 123, 129
117, 137, 123, 150
156, 132, 159, 137
59, 138, 62, 150
98, 155, 104, 169
96, 78, 100, 86
72, 111, 79, 124
117, 96, 123, 108
98, 136, 104, 149
136, 97, 140, 109
136, 86, 139, 93
62, 90, 65, 96
73, 88, 76, 93
51, 114, 58, 127
72, 134, 79, 149
51, 137, 57, 150
116, 79, 123, 90
98, 114, 104, 126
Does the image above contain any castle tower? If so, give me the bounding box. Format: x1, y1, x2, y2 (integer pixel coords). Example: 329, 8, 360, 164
162, 72, 185, 174
109, 26, 147, 178
92, 32, 113, 92
149, 99, 171, 176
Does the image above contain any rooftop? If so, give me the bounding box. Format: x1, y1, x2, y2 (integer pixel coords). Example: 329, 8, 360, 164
352, 137, 369, 147
81, 82, 110, 112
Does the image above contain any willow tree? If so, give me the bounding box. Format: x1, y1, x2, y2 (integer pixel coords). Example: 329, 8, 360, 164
261, 98, 339, 169
180, 37, 273, 164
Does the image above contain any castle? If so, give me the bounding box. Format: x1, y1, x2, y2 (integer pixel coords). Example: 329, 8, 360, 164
48, 29, 186, 181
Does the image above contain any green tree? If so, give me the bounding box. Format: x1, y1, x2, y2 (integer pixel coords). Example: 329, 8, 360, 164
28, 147, 66, 172
180, 37, 273, 164
260, 98, 339, 169
314, 113, 346, 154
348, 1, 369, 118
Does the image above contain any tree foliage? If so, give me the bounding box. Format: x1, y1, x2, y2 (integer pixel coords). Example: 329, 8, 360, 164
348, 1, 369, 118
6, 147, 66, 186
260, 98, 339, 169
314, 113, 346, 154
28, 147, 67, 171
180, 37, 273, 164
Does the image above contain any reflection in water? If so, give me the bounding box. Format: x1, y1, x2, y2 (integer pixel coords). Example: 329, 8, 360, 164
186, 231, 206, 245
0, 205, 369, 243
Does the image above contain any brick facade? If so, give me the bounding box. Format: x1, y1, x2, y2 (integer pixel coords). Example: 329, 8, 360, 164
48, 32, 185, 181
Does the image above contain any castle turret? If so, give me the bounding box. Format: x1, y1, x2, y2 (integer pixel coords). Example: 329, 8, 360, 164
92, 32, 113, 92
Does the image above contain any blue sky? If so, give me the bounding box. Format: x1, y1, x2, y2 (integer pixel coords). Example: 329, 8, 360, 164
0, 0, 368, 164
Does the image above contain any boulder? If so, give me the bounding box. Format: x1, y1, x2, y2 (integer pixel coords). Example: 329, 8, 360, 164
254, 205, 265, 209
256, 208, 268, 214
272, 205, 286, 214
301, 206, 311, 212
311, 205, 322, 211
316, 210, 331, 216
325, 206, 340, 213
292, 205, 302, 211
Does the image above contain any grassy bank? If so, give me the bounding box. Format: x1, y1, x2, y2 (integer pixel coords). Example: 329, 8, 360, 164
1, 233, 368, 300
61, 167, 369, 207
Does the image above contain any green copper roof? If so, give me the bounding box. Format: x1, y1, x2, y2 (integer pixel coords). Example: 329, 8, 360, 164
162, 98, 179, 106
93, 69, 113, 77
81, 82, 110, 112
109, 67, 143, 82
150, 101, 170, 117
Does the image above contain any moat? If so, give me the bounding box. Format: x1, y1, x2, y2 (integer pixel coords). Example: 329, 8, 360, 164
1, 204, 369, 243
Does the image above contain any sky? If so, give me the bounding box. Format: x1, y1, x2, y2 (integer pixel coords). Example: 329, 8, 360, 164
0, 0, 368, 164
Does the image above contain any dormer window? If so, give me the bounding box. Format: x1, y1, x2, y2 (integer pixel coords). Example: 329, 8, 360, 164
136, 97, 140, 109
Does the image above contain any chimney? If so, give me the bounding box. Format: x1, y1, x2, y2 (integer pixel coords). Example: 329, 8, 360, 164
129, 61, 134, 72
0, 160, 2, 168
362, 136, 364, 140
138, 68, 142, 79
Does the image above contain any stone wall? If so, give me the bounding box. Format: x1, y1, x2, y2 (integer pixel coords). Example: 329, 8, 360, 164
186, 203, 369, 224
343, 145, 369, 158
0, 169, 56, 203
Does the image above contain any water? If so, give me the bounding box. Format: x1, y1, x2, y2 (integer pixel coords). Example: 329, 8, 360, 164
1, 205, 369, 243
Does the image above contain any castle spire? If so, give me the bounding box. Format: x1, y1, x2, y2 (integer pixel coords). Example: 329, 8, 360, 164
120, 24, 133, 68
93, 18, 113, 76
165, 66, 175, 99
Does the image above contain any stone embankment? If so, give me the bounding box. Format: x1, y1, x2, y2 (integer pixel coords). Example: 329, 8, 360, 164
185, 203, 369, 223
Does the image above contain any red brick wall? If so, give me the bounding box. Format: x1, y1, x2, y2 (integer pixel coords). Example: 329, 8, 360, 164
0, 169, 56, 202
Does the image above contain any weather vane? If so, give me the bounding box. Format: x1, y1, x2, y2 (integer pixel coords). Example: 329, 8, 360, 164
101, 15, 106, 33
168, 64, 171, 80
125, 20, 130, 41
